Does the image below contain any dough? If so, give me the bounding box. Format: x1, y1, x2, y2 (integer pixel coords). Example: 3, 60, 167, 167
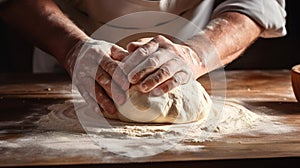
111, 80, 212, 124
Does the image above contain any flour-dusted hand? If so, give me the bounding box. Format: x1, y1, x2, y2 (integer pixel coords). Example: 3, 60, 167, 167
124, 35, 204, 96
63, 38, 129, 118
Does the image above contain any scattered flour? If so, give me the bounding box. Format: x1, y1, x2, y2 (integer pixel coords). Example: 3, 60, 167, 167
31, 98, 295, 157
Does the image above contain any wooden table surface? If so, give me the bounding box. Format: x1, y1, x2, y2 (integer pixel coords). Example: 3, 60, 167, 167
0, 70, 299, 167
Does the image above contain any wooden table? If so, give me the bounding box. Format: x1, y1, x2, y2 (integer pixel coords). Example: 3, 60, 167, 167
0, 70, 299, 167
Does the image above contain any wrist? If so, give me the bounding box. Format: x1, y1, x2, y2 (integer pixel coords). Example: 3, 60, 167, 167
183, 32, 221, 78
62, 36, 91, 75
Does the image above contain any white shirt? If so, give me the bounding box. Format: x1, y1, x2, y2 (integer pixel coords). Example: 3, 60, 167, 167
33, 0, 287, 73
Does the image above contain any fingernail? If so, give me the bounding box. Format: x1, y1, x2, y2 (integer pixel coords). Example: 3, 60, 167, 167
130, 76, 138, 84
139, 83, 149, 92
128, 73, 135, 83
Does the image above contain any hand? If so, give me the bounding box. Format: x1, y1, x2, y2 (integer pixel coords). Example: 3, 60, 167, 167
64, 38, 129, 118
123, 35, 203, 96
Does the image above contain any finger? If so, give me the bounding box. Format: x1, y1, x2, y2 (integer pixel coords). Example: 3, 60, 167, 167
100, 63, 128, 106
136, 37, 154, 43
76, 83, 97, 106
111, 45, 129, 61
126, 41, 145, 53
95, 82, 118, 115
128, 50, 173, 84
95, 66, 112, 94
95, 66, 127, 105
97, 104, 119, 120
100, 56, 130, 91
151, 35, 173, 49
75, 77, 112, 114
126, 38, 153, 53
123, 39, 159, 75
76, 83, 106, 114
151, 71, 190, 96
111, 80, 127, 105
77, 76, 120, 115
138, 57, 185, 93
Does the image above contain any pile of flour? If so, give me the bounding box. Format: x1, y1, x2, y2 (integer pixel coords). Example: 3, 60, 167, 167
33, 98, 294, 157
37, 99, 291, 136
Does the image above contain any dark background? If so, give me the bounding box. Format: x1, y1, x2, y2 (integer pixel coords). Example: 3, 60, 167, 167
0, 1, 299, 73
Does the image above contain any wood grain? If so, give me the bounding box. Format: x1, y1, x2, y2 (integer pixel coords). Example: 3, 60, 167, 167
0, 70, 299, 167
291, 64, 300, 102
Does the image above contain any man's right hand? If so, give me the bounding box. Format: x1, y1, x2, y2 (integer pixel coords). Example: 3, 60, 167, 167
64, 39, 129, 118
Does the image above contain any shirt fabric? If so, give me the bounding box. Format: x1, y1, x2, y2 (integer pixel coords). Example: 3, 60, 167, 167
33, 0, 287, 73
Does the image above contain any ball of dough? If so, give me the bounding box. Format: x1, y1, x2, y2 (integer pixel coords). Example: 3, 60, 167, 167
113, 80, 212, 124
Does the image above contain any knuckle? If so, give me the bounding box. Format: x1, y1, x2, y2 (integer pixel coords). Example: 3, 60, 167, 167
148, 56, 159, 67
173, 57, 183, 65
145, 66, 171, 86
150, 74, 161, 84
155, 35, 165, 41
101, 58, 117, 70
159, 66, 171, 77
180, 46, 191, 55
154, 35, 173, 47
100, 78, 111, 86
137, 46, 148, 56
96, 72, 111, 86
96, 91, 104, 100
135, 69, 147, 78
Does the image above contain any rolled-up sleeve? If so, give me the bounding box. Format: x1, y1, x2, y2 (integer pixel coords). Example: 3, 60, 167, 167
212, 0, 287, 38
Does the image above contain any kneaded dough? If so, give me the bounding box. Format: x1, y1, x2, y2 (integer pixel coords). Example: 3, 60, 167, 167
108, 80, 212, 124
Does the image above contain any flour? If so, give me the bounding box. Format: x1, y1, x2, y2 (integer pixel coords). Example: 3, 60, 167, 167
32, 98, 295, 157
39, 99, 291, 136
36, 102, 84, 133
206, 18, 228, 31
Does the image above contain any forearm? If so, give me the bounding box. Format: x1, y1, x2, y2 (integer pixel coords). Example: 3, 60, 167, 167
0, 0, 89, 66
185, 12, 263, 78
